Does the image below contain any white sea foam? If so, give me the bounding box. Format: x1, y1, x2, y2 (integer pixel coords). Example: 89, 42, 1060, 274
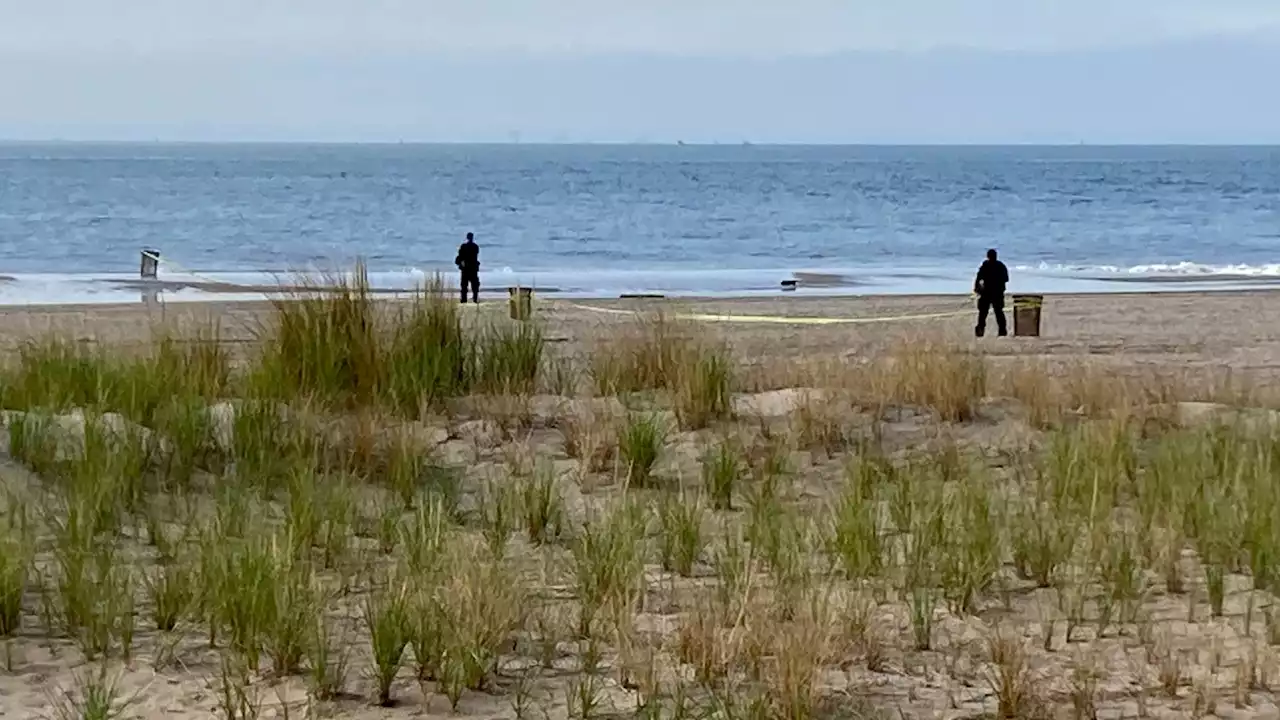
1017, 261, 1280, 277
0, 267, 857, 306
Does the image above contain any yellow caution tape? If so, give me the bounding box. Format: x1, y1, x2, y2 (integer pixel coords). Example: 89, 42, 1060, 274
566, 302, 974, 325
153, 256, 248, 289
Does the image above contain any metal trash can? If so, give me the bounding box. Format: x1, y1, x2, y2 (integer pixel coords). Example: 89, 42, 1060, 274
140, 249, 161, 279
508, 287, 533, 320
1012, 294, 1043, 337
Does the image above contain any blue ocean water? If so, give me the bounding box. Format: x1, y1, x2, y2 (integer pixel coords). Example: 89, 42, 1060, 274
1, 143, 1278, 304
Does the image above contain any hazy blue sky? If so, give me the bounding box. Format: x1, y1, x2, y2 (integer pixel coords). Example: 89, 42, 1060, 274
2, 1, 1278, 142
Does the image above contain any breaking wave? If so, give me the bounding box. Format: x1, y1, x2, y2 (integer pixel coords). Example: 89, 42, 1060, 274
1017, 261, 1280, 278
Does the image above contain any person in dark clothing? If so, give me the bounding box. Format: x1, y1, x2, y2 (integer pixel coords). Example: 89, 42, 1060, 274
455, 232, 480, 304
973, 248, 1009, 337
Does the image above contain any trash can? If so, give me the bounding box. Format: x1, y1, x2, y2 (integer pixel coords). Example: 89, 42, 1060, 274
140, 249, 161, 279
1012, 295, 1043, 337
508, 287, 533, 321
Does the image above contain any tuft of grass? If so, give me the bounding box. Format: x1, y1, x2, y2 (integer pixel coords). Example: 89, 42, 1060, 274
385, 430, 446, 510
1010, 498, 1077, 589
519, 463, 567, 544
789, 390, 855, 456
228, 400, 308, 489
308, 616, 351, 702
1069, 654, 1101, 720
401, 496, 453, 576
474, 321, 545, 395
674, 592, 731, 685
672, 344, 734, 430
708, 529, 756, 641
619, 414, 667, 487
215, 653, 262, 720
477, 475, 518, 559
590, 314, 689, 395
151, 396, 222, 487
543, 356, 579, 396
47, 529, 136, 662
212, 532, 277, 669
701, 437, 743, 511
986, 628, 1041, 719
408, 589, 444, 685
769, 594, 836, 720
248, 267, 544, 415
49, 663, 137, 720
250, 262, 384, 408
591, 315, 735, 424
365, 578, 412, 707
572, 501, 647, 636
561, 405, 619, 475
656, 491, 707, 577
939, 474, 1001, 616
382, 276, 471, 413
261, 549, 318, 677
1093, 527, 1145, 636
435, 542, 527, 702
7, 410, 61, 478
755, 508, 817, 619
143, 560, 196, 633
1002, 359, 1063, 428
0, 525, 31, 639
0, 327, 229, 427
565, 638, 610, 720
883, 339, 987, 423
826, 464, 884, 581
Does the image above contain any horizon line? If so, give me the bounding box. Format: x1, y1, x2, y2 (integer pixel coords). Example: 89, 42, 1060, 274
4, 139, 1280, 148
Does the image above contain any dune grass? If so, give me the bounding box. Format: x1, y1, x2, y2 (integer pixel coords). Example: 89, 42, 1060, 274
250, 265, 544, 414
2, 268, 1279, 719
592, 314, 734, 429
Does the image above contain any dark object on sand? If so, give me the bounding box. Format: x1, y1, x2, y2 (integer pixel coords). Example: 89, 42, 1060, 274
974, 249, 1010, 337
1012, 295, 1043, 337
456, 232, 481, 304
780, 279, 798, 291
508, 287, 533, 320
140, 249, 160, 279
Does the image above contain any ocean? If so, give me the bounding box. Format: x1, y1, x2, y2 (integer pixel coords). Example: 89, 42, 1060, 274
1, 143, 1278, 305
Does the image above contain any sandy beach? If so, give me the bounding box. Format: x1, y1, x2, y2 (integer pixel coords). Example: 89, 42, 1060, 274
4, 287, 1280, 720
2, 289, 1278, 379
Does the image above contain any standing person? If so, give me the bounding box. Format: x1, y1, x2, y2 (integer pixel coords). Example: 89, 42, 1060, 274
455, 232, 480, 304
973, 248, 1009, 337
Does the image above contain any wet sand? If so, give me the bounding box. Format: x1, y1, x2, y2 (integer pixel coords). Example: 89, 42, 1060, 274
104, 277, 564, 295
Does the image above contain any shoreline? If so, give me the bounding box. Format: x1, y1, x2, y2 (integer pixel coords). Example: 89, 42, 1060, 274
3, 285, 1280, 315
6, 264, 1280, 310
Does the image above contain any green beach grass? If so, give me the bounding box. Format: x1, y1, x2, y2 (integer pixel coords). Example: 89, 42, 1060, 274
1, 264, 1278, 719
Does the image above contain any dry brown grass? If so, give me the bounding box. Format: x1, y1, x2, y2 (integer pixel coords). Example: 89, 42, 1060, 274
591, 314, 733, 429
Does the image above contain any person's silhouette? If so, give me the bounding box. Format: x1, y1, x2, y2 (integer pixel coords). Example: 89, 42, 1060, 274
455, 232, 480, 304
974, 248, 1009, 337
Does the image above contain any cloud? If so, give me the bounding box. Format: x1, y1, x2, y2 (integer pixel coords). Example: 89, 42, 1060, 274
1, 0, 1278, 56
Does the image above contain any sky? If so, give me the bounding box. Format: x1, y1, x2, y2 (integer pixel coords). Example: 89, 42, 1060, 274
1, 1, 1278, 143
